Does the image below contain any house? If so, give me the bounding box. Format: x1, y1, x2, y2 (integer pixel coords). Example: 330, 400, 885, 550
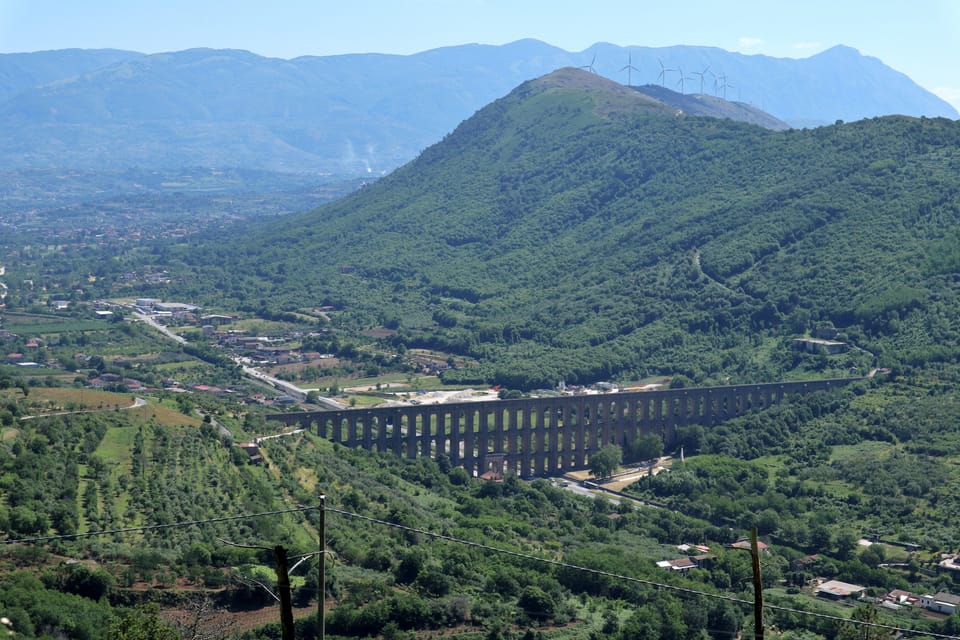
919, 592, 960, 615
938, 553, 960, 573
236, 442, 263, 465
238, 442, 260, 456
731, 539, 769, 552
656, 554, 716, 573
816, 580, 865, 600
885, 590, 918, 607
154, 302, 199, 314
201, 314, 236, 326
657, 557, 697, 573
791, 337, 848, 355
192, 384, 227, 395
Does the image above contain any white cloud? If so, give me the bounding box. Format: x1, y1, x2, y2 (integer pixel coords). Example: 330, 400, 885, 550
737, 37, 765, 49
932, 87, 960, 114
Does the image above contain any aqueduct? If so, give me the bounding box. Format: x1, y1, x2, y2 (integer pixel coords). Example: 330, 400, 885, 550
267, 378, 857, 477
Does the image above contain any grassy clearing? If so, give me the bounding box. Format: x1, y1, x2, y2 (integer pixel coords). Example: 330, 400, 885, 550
152, 360, 206, 372
294, 467, 318, 493
829, 441, 897, 464
96, 424, 139, 465
140, 402, 202, 427
2, 312, 106, 334
28, 387, 136, 409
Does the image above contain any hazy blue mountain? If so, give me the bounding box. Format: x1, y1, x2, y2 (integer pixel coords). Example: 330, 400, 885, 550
0, 48, 142, 102
0, 40, 953, 175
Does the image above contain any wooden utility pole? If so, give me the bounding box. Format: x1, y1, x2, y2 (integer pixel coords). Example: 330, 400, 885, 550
274, 545, 295, 640
750, 527, 764, 640
319, 493, 326, 640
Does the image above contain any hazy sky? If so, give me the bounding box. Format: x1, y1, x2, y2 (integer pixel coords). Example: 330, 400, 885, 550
2, 0, 959, 111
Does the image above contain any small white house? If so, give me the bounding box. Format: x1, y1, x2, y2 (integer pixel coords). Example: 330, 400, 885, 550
920, 592, 960, 615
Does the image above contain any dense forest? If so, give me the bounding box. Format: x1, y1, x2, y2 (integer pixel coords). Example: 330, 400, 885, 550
132, 68, 960, 391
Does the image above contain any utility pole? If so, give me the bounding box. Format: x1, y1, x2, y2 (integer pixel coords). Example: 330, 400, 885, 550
220, 538, 316, 640
750, 527, 764, 640
274, 545, 295, 640
318, 493, 326, 640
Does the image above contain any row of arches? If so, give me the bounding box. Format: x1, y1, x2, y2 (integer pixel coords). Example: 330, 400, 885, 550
269, 378, 856, 476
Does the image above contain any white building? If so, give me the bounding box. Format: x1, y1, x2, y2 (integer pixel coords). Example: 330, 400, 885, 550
920, 592, 960, 615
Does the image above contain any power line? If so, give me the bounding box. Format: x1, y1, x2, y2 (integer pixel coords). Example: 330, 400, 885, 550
0, 505, 318, 545
328, 507, 960, 640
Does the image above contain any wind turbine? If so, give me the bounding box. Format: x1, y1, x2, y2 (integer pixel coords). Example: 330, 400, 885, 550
676, 66, 691, 95
656, 58, 674, 87
580, 53, 598, 74
720, 75, 734, 100
692, 66, 711, 94
620, 53, 640, 86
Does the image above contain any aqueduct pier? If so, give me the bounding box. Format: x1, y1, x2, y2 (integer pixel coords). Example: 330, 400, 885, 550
267, 378, 858, 478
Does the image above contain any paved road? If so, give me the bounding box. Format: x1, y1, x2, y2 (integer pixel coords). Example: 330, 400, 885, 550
131, 311, 187, 344
196, 410, 233, 440
124, 303, 345, 409
21, 396, 146, 421
254, 428, 305, 445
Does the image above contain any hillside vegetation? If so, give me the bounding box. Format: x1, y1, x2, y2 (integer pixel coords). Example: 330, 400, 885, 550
5, 67, 960, 640
159, 68, 960, 390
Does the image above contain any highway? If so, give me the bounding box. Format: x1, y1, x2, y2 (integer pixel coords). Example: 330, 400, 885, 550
125, 303, 345, 409
132, 310, 187, 344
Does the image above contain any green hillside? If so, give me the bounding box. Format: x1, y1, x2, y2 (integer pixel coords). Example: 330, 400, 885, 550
162, 67, 960, 390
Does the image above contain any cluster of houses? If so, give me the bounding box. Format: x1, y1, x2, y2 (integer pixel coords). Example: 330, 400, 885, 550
878, 589, 960, 615
5, 335, 46, 368
656, 541, 770, 574
657, 542, 960, 618
134, 298, 200, 321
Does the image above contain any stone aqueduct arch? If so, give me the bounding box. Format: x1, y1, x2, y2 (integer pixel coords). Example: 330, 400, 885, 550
267, 379, 857, 477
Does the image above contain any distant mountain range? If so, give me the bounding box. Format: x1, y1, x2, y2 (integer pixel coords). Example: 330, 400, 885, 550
0, 40, 955, 175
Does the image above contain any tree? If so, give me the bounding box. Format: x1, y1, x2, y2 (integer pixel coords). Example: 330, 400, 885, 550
835, 531, 858, 561
630, 433, 663, 462
835, 604, 887, 640
589, 445, 622, 480
109, 604, 178, 640
517, 586, 556, 622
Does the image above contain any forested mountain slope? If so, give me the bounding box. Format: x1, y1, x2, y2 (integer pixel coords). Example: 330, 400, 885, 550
164, 68, 960, 389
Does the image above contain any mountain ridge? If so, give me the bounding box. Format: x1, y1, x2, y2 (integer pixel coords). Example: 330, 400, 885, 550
0, 40, 953, 174
161, 68, 960, 389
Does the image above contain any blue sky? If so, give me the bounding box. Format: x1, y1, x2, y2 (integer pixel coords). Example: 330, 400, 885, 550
2, 0, 959, 111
